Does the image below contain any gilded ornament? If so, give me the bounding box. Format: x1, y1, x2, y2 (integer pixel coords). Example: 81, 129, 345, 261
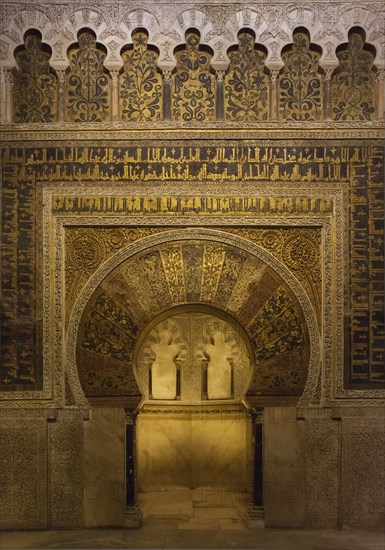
119, 30, 163, 121
69, 234, 105, 271
282, 233, 319, 271
331, 32, 376, 121
66, 30, 110, 122
12, 32, 58, 122
224, 30, 270, 121
171, 30, 216, 122
278, 30, 323, 121
75, 239, 310, 398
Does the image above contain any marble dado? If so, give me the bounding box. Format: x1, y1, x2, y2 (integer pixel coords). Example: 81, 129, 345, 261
84, 408, 125, 527
0, 406, 384, 530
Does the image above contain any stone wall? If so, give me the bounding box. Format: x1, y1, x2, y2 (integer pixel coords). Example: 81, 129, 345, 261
0, 410, 48, 530
0, 0, 384, 533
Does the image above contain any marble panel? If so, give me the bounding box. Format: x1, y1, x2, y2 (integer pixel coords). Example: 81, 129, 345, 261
0, 410, 47, 529
137, 411, 251, 497
263, 407, 306, 528
137, 414, 193, 491
83, 407, 126, 527
191, 412, 250, 496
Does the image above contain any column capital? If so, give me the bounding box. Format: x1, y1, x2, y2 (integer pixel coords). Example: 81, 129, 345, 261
110, 70, 120, 85
245, 405, 264, 423
56, 70, 66, 85
3, 69, 14, 87
216, 70, 225, 83
125, 408, 139, 424
376, 68, 385, 82
323, 68, 335, 80
270, 69, 280, 81
163, 70, 172, 82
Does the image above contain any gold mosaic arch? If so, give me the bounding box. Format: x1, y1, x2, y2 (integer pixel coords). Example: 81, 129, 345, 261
65, 229, 320, 408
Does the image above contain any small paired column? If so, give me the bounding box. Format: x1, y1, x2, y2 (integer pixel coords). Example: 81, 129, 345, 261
323, 68, 334, 121
377, 69, 385, 121
270, 70, 280, 121
124, 409, 142, 528
56, 70, 66, 122
246, 407, 264, 527
163, 70, 172, 120
110, 70, 120, 121
3, 69, 14, 123
216, 70, 225, 120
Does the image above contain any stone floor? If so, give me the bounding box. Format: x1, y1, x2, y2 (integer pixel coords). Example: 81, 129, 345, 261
1, 490, 384, 550
139, 487, 250, 530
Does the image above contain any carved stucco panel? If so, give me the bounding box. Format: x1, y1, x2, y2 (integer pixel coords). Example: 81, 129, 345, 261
305, 416, 339, 527
0, 411, 48, 529
48, 409, 84, 528
341, 417, 385, 529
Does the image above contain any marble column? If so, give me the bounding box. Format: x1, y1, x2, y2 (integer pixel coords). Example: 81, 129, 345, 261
3, 69, 14, 123
57, 70, 66, 122
323, 68, 334, 121
216, 70, 225, 120
270, 70, 279, 121
377, 69, 385, 121
246, 407, 264, 527
124, 409, 142, 528
110, 70, 120, 121
163, 70, 171, 120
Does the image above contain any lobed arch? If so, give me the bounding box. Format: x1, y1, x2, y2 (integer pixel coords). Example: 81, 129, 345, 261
1, 4, 384, 72
65, 228, 320, 410
4, 21, 382, 123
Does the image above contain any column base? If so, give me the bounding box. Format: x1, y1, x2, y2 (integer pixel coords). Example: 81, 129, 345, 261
124, 505, 143, 529
245, 504, 264, 528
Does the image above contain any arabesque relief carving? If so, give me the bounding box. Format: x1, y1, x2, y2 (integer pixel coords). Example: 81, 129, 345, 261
331, 31, 376, 121
76, 238, 310, 399
65, 227, 169, 315
66, 227, 322, 329
12, 31, 57, 122
278, 29, 323, 121
66, 29, 110, 122
224, 30, 270, 121
119, 30, 163, 121
4, 23, 382, 123
1, 1, 384, 123
171, 30, 216, 122
0, 142, 383, 405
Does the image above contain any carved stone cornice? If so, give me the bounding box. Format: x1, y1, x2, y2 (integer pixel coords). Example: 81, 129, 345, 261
138, 402, 247, 415
1, 121, 384, 144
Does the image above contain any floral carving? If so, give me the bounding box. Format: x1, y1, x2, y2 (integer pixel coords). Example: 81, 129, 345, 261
119, 30, 163, 121
331, 32, 376, 121
278, 30, 323, 121
66, 29, 110, 122
12, 32, 57, 122
171, 30, 216, 122
224, 30, 270, 121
